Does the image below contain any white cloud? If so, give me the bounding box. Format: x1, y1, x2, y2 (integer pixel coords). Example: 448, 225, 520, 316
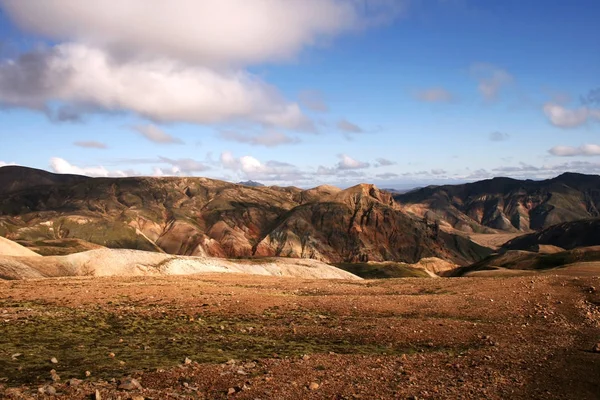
548, 144, 600, 157
543, 103, 600, 128
337, 154, 370, 170
431, 169, 447, 175
0, 161, 17, 167
2, 0, 405, 67
219, 151, 304, 182
49, 157, 128, 177
470, 63, 513, 101
0, 1, 407, 131
337, 119, 365, 134
0, 44, 313, 130
131, 124, 183, 144
73, 140, 107, 149
413, 87, 454, 103
218, 130, 299, 147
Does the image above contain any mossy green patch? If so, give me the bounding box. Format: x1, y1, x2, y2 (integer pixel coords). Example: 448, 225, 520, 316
0, 300, 449, 386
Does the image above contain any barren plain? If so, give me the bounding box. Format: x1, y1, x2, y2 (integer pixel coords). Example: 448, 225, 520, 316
1, 273, 599, 399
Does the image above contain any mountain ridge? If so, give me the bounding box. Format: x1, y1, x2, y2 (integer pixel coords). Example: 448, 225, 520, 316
394, 172, 600, 233
0, 166, 490, 265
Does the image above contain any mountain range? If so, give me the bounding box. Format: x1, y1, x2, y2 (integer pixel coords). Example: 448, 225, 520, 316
1, 166, 599, 269
394, 173, 600, 233
0, 166, 490, 266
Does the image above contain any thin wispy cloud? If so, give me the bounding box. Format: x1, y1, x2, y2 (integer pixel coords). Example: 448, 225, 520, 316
548, 144, 600, 157
130, 124, 183, 144
470, 63, 513, 102
375, 158, 396, 167
218, 130, 300, 147
413, 87, 455, 103
337, 119, 365, 134
489, 132, 510, 142
74, 140, 108, 149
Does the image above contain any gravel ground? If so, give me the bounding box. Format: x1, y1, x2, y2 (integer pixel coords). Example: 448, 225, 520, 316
1, 273, 599, 399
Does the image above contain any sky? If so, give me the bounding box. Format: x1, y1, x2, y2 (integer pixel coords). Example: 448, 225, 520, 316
0, 0, 599, 189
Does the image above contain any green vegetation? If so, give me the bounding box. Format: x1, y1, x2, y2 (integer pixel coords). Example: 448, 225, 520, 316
0, 300, 449, 386
334, 262, 431, 279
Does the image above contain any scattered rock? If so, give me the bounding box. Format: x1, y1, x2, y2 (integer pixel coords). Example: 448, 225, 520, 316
11, 353, 22, 360
85, 370, 92, 377
308, 382, 320, 391
50, 369, 61, 382
94, 389, 102, 400
118, 378, 142, 391
131, 396, 145, 400
593, 343, 600, 353
50, 357, 58, 364
38, 385, 56, 395
302, 354, 310, 361
226, 359, 237, 365
184, 357, 192, 365
243, 362, 257, 369
228, 387, 237, 395
67, 378, 82, 386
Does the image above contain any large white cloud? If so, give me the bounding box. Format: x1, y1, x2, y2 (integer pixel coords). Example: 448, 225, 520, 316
0, 44, 313, 129
543, 103, 600, 128
1, 0, 404, 67
0, 1, 405, 130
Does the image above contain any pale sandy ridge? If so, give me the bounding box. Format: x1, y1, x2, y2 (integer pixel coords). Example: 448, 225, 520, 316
0, 236, 41, 257
0, 248, 361, 281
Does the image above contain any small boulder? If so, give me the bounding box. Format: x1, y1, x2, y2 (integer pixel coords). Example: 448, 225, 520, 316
308, 382, 320, 391
67, 378, 82, 387
38, 385, 57, 395
118, 378, 142, 391
50, 357, 58, 364
593, 343, 600, 353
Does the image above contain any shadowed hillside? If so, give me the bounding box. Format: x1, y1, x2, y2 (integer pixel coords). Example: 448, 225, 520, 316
394, 173, 600, 233
502, 219, 600, 251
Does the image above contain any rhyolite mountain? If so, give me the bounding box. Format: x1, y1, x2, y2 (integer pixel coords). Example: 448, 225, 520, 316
0, 166, 490, 265
394, 173, 600, 233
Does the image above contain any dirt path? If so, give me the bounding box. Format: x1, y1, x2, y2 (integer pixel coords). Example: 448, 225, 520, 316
1, 274, 599, 399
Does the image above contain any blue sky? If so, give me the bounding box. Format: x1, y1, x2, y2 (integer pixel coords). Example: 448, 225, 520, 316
0, 0, 599, 188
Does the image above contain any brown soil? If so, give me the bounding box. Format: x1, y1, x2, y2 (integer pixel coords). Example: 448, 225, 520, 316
1, 274, 599, 399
